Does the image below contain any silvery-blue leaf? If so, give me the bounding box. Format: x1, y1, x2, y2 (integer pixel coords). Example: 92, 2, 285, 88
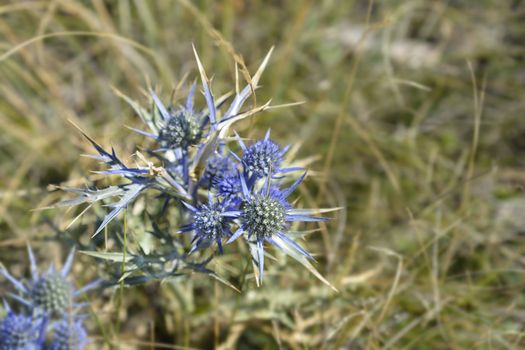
93, 183, 147, 237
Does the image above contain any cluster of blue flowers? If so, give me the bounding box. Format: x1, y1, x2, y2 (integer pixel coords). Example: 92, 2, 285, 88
58, 47, 335, 289
179, 129, 327, 283
0, 246, 96, 349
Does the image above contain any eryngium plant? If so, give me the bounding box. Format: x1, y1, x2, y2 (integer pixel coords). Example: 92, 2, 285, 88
55, 46, 338, 290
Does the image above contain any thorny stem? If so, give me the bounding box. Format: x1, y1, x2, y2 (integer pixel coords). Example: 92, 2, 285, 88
114, 209, 127, 345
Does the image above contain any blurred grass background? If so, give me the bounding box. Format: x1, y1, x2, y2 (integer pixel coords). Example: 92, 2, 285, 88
1, 0, 525, 348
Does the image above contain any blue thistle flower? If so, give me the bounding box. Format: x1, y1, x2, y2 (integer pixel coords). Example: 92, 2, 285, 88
236, 130, 301, 181
144, 85, 231, 187
201, 154, 238, 189
214, 175, 242, 200
0, 305, 45, 350
48, 318, 88, 350
179, 196, 240, 254
158, 108, 203, 150
31, 271, 72, 317
227, 172, 328, 284
0, 246, 99, 319
133, 84, 208, 152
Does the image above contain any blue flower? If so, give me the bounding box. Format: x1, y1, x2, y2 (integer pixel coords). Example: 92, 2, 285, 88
157, 109, 203, 150
227, 172, 328, 284
201, 154, 238, 189
0, 305, 45, 350
145, 85, 230, 188
0, 246, 99, 319
131, 84, 208, 152
48, 318, 88, 350
236, 130, 301, 181
178, 197, 240, 254
214, 175, 242, 200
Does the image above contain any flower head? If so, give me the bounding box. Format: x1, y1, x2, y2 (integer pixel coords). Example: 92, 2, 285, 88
240, 131, 284, 178
201, 154, 238, 189
179, 198, 240, 254
241, 194, 287, 241
158, 109, 203, 150
31, 272, 73, 317
242, 139, 282, 178
227, 172, 328, 283
140, 84, 211, 154
0, 246, 99, 319
236, 130, 300, 182
48, 318, 88, 350
214, 175, 242, 200
0, 307, 44, 350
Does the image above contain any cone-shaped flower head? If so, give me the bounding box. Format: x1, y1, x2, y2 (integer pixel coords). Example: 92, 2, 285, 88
242, 138, 282, 178
201, 154, 238, 189
179, 196, 239, 254
0, 308, 44, 350
242, 194, 287, 241
31, 272, 73, 317
215, 175, 242, 199
226, 172, 328, 284
237, 130, 299, 181
48, 318, 88, 350
147, 85, 209, 152
158, 109, 203, 149
0, 246, 99, 319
